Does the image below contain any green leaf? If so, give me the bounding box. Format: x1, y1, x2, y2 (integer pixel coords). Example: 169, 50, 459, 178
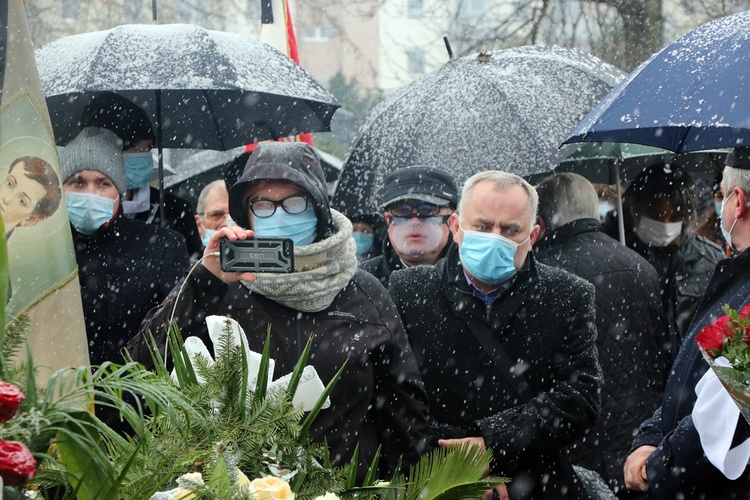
301, 358, 347, 436
54, 410, 119, 500
207, 455, 232, 498
362, 445, 382, 487
0, 215, 7, 331
344, 442, 360, 489
286, 335, 314, 401
252, 325, 273, 408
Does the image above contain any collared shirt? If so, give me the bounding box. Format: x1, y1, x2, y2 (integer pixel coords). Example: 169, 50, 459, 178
463, 270, 511, 304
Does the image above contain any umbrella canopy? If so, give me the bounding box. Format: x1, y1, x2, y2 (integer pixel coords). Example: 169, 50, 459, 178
331, 45, 624, 216
35, 23, 340, 150
564, 11, 750, 153
546, 142, 729, 184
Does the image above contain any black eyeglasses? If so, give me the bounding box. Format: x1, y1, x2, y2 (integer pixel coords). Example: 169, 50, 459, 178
387, 201, 442, 218
248, 195, 309, 218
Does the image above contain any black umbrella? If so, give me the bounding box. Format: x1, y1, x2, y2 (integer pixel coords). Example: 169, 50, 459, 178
331, 45, 624, 216
35, 23, 340, 223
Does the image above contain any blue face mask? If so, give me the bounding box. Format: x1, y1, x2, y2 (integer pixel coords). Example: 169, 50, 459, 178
124, 152, 154, 189
459, 226, 526, 285
201, 228, 217, 247
353, 232, 374, 255
720, 191, 737, 251
252, 204, 318, 247
66, 192, 118, 235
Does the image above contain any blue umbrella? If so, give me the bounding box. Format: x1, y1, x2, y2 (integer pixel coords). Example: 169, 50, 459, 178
564, 11, 750, 153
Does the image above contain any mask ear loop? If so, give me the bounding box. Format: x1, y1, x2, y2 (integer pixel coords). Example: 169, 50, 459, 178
162, 252, 220, 364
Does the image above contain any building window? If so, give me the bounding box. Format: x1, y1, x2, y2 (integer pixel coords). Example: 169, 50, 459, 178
179, 0, 209, 23
124, 0, 140, 19
407, 49, 425, 74
303, 24, 333, 42
62, 0, 80, 20
246, 0, 261, 20
407, 0, 424, 19
456, 0, 484, 21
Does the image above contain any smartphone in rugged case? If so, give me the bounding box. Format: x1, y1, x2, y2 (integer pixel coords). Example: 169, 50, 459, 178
219, 237, 294, 273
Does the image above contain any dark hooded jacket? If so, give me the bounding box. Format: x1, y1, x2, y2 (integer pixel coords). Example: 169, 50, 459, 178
129, 142, 431, 479
389, 245, 601, 499
631, 248, 750, 498
535, 218, 666, 492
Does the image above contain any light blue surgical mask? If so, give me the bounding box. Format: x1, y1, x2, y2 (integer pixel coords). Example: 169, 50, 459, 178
353, 232, 374, 255
252, 204, 317, 247
459, 226, 527, 285
201, 228, 217, 247
66, 192, 118, 235
720, 191, 737, 251
124, 152, 154, 189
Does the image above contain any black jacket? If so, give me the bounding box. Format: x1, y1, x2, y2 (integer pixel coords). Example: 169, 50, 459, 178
632, 248, 750, 498
389, 246, 602, 499
535, 218, 666, 491
129, 266, 431, 479
628, 230, 723, 359
73, 211, 189, 366
131, 186, 203, 259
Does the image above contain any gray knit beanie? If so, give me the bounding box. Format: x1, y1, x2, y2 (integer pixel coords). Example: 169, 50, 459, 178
60, 127, 127, 195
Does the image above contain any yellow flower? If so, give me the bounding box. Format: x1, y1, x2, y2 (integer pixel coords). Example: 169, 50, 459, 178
248, 476, 295, 499
236, 469, 251, 488
313, 493, 340, 500
173, 472, 204, 500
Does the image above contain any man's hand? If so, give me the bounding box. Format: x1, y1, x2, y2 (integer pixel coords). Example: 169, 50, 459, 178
624, 445, 656, 491
440, 438, 508, 499
482, 484, 509, 500
202, 226, 257, 284
438, 436, 486, 449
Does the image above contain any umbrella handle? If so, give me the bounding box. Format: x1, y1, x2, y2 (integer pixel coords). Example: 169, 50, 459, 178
612, 163, 626, 244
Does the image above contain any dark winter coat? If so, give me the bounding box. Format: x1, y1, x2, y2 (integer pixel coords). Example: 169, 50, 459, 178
628, 230, 723, 359
360, 234, 452, 287
128, 266, 431, 479
535, 218, 666, 491
389, 245, 602, 499
131, 186, 203, 259
631, 248, 750, 498
73, 211, 189, 366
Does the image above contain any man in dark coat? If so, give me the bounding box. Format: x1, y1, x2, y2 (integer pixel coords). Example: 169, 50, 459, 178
625, 148, 750, 498
81, 92, 203, 258
535, 173, 666, 494
360, 166, 457, 286
389, 170, 602, 499
129, 142, 431, 480
60, 126, 189, 366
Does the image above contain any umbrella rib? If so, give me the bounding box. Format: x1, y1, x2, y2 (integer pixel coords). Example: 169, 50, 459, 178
201, 89, 226, 150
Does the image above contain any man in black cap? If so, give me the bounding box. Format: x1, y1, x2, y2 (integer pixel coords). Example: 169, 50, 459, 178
361, 166, 458, 286
625, 146, 750, 498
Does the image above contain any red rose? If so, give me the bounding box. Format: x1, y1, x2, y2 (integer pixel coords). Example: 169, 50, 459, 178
0, 381, 24, 423
0, 440, 36, 485
696, 315, 732, 353
739, 303, 750, 319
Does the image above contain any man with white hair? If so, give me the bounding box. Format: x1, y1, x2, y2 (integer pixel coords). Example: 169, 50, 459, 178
194, 179, 229, 247
535, 172, 665, 494
389, 170, 602, 499
625, 147, 750, 497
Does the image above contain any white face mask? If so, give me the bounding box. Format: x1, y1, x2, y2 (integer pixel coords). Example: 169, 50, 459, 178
389, 215, 446, 257
635, 216, 682, 247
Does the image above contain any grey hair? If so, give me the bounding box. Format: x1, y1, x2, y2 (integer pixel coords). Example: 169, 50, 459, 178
458, 170, 538, 226
722, 166, 750, 202
196, 179, 227, 213
536, 173, 599, 231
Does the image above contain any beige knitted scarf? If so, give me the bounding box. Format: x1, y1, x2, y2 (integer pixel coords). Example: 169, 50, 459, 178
241, 209, 358, 312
